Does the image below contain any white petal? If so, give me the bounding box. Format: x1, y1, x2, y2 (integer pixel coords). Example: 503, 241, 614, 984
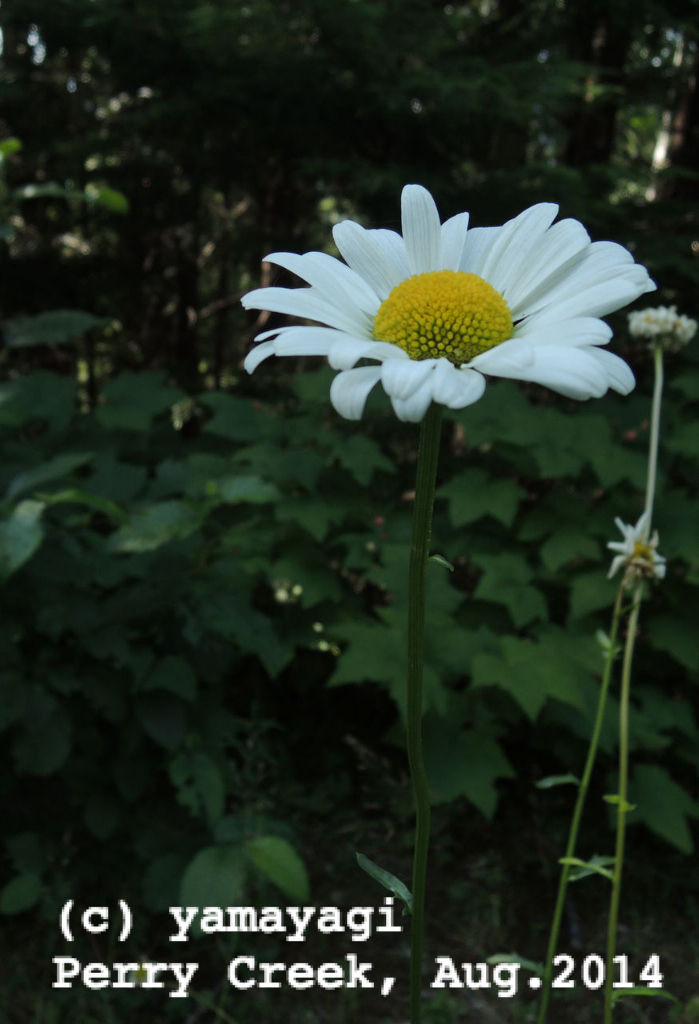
332, 222, 408, 300
586, 347, 635, 395
329, 366, 383, 420
381, 358, 437, 400
265, 251, 380, 315
500, 346, 612, 399
440, 212, 470, 270
505, 218, 591, 313
459, 226, 499, 275
244, 340, 276, 373
401, 184, 442, 274
608, 554, 626, 579
468, 339, 534, 375
270, 326, 355, 357
431, 361, 486, 408
242, 285, 371, 336
515, 316, 613, 348
328, 337, 407, 370
479, 203, 559, 293
390, 375, 437, 422
518, 241, 656, 322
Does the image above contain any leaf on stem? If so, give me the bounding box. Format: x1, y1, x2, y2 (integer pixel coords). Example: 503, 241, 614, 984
356, 852, 412, 914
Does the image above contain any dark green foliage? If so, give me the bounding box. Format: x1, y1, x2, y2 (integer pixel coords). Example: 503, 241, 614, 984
1, 1, 699, 1019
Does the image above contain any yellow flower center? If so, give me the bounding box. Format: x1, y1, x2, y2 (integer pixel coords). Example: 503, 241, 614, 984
372, 270, 513, 364
632, 541, 653, 562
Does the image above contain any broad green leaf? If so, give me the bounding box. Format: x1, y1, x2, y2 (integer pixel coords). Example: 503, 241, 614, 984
108, 501, 203, 553
0, 137, 22, 159
245, 836, 309, 902
97, 371, 184, 431
0, 372, 76, 429
471, 553, 547, 628
6, 452, 93, 501
12, 687, 72, 776
331, 434, 395, 485
356, 853, 412, 913
630, 764, 699, 853
0, 873, 42, 915
180, 845, 247, 919
2, 311, 110, 348
568, 571, 617, 621
0, 500, 44, 579
217, 475, 279, 504
540, 528, 600, 572
438, 470, 522, 528
423, 715, 514, 818
136, 693, 187, 749
200, 393, 276, 442
142, 655, 197, 702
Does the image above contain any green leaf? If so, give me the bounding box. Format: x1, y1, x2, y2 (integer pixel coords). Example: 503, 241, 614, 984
331, 434, 395, 485
97, 371, 184, 431
438, 470, 522, 528
486, 953, 544, 976
568, 571, 617, 621
5, 452, 94, 501
38, 488, 127, 524
603, 794, 636, 812
2, 311, 110, 348
180, 845, 247, 919
630, 764, 699, 853
540, 528, 600, 572
84, 182, 129, 213
536, 774, 580, 789
108, 501, 203, 553
471, 553, 547, 628
0, 372, 76, 430
245, 836, 310, 902
12, 688, 72, 776
216, 475, 280, 504
356, 853, 412, 913
611, 986, 679, 1006
429, 553, 454, 572
192, 753, 225, 827
142, 655, 197, 702
136, 693, 187, 749
559, 855, 614, 881
423, 715, 514, 818
472, 634, 587, 721
0, 500, 44, 579
200, 393, 276, 442
0, 873, 42, 915
0, 137, 22, 159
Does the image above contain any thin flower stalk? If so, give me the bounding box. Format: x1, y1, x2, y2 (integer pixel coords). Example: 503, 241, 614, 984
604, 585, 643, 1024
643, 344, 663, 537
536, 584, 624, 1024
406, 403, 442, 1023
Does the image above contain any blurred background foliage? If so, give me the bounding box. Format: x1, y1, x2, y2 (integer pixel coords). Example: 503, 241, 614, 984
1, 1, 698, 1021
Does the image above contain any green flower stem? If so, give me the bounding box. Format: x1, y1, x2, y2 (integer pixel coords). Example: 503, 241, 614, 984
604, 584, 643, 1024
407, 403, 442, 1024
537, 583, 624, 1024
643, 344, 664, 538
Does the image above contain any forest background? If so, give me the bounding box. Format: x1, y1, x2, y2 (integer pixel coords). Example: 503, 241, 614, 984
1, 1, 698, 1022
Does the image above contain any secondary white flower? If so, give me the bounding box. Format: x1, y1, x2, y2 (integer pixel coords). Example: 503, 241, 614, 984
242, 185, 655, 422
628, 304, 697, 352
607, 511, 666, 583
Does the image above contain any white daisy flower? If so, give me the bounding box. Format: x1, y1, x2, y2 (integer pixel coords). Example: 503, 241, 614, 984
242, 185, 655, 422
607, 511, 666, 583
628, 304, 697, 352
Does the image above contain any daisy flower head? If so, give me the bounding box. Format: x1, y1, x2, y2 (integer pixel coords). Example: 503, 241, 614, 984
607, 511, 666, 585
242, 185, 656, 422
627, 304, 697, 353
